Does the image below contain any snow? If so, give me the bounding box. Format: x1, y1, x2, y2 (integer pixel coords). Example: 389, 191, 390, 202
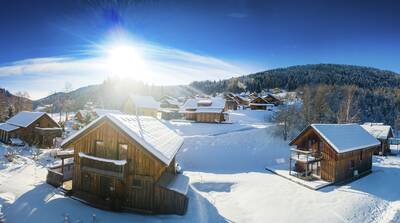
129, 94, 160, 109
309, 124, 381, 153
0, 110, 399, 223
63, 114, 184, 166
266, 163, 333, 190
92, 109, 122, 117
361, 123, 393, 140
181, 97, 225, 113
9, 138, 24, 146
6, 111, 46, 128
157, 172, 189, 195
0, 123, 20, 132
78, 152, 127, 165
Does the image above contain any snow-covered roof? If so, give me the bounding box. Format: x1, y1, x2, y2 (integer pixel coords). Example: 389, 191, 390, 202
0, 123, 20, 132
93, 109, 123, 117
310, 124, 380, 153
129, 95, 160, 109
181, 97, 225, 113
361, 123, 393, 140
79, 152, 127, 166
62, 114, 184, 165
6, 111, 47, 128
157, 172, 189, 195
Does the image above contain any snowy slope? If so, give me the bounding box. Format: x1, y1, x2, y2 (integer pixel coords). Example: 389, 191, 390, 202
0, 110, 399, 223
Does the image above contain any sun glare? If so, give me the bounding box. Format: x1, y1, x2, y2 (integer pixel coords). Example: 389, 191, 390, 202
106, 44, 148, 79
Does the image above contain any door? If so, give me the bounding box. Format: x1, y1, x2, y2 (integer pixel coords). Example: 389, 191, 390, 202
126, 177, 154, 211
100, 176, 114, 200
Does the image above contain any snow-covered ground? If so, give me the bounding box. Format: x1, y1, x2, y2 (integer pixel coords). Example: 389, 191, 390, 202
0, 110, 399, 223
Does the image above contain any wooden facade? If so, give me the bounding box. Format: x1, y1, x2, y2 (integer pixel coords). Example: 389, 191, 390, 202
0, 113, 61, 147
61, 117, 188, 215
249, 97, 270, 110
122, 98, 159, 117
184, 112, 226, 123
290, 125, 377, 183
263, 94, 281, 106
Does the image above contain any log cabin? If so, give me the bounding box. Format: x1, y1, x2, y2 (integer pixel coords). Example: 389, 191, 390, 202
0, 111, 61, 147
361, 123, 394, 155
122, 95, 160, 117
159, 96, 181, 109
263, 94, 282, 106
289, 124, 380, 183
224, 94, 239, 111
61, 114, 188, 215
180, 97, 227, 123
249, 97, 273, 110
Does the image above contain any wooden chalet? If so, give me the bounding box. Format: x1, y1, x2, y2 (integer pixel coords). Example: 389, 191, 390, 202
249, 97, 273, 110
122, 95, 160, 117
75, 110, 91, 123
224, 94, 239, 111
180, 97, 227, 123
289, 124, 380, 183
361, 123, 394, 155
263, 94, 281, 106
234, 95, 250, 107
159, 96, 181, 109
60, 114, 188, 215
0, 111, 61, 147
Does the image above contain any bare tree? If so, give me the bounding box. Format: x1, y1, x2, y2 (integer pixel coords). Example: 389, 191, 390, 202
337, 85, 359, 123
273, 104, 303, 140
14, 91, 30, 113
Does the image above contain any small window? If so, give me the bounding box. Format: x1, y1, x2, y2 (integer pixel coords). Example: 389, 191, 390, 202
360, 151, 363, 161
118, 144, 128, 160
350, 160, 355, 169
132, 179, 142, 189
95, 140, 105, 157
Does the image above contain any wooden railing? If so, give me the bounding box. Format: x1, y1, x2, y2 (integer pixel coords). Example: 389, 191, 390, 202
81, 156, 125, 178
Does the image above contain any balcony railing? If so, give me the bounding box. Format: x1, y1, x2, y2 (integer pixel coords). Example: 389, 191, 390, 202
79, 152, 126, 178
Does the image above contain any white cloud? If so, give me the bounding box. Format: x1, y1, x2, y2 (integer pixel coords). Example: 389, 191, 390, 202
0, 41, 258, 99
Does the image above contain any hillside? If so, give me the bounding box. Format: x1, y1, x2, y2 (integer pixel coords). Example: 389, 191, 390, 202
33, 80, 197, 112
190, 64, 400, 94
0, 88, 32, 121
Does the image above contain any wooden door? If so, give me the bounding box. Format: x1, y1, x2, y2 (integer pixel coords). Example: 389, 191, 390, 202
126, 178, 154, 211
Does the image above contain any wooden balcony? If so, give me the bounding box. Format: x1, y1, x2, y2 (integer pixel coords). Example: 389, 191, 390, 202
79, 152, 126, 179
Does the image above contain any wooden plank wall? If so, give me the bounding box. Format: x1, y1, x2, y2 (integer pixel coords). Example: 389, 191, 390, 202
67, 119, 184, 213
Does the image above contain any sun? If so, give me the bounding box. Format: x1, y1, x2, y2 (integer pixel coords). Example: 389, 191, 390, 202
106, 44, 147, 79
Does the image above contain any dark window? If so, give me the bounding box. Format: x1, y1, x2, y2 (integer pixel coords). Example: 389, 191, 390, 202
132, 179, 142, 189
360, 151, 363, 161
95, 140, 105, 158
350, 160, 355, 169
118, 144, 128, 160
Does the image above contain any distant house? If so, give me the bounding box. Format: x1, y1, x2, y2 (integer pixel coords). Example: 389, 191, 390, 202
92, 109, 123, 118
0, 111, 61, 147
60, 114, 188, 215
180, 97, 227, 123
75, 110, 91, 123
224, 94, 239, 110
234, 95, 250, 107
122, 95, 160, 117
159, 96, 181, 109
289, 124, 380, 183
361, 123, 394, 155
249, 97, 273, 110
263, 94, 282, 106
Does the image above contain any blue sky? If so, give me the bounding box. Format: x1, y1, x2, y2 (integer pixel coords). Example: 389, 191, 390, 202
0, 0, 399, 99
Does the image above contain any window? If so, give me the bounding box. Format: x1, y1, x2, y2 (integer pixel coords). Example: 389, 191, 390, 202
350, 160, 355, 169
118, 144, 128, 160
132, 179, 142, 189
95, 140, 105, 158
360, 151, 363, 161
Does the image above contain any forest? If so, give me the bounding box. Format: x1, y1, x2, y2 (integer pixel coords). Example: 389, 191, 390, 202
190, 64, 400, 132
